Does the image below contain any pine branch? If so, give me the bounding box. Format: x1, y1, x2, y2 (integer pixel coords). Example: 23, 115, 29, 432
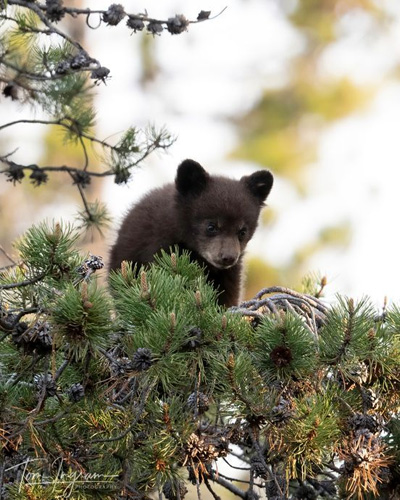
204, 476, 221, 500
0, 119, 113, 148
335, 297, 355, 362
5, 1, 226, 35
212, 475, 247, 499
0, 271, 46, 290
88, 378, 157, 444
0, 244, 17, 266
1, 2, 182, 225
8, 0, 85, 51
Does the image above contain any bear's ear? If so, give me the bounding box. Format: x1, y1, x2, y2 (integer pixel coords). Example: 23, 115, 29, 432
242, 170, 274, 205
175, 159, 210, 196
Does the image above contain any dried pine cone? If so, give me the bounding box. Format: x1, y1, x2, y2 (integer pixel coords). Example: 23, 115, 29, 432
167, 15, 189, 35
147, 21, 163, 35
29, 168, 48, 186
102, 4, 125, 25
5, 163, 25, 185
71, 170, 91, 188
270, 397, 293, 425
91, 66, 110, 84
111, 356, 133, 376
77, 254, 104, 277
13, 321, 52, 354
131, 348, 153, 372
126, 16, 145, 32
34, 373, 57, 397
187, 392, 210, 414
45, 0, 65, 22
269, 345, 293, 367
250, 455, 267, 479
3, 82, 18, 100
361, 387, 379, 410
184, 433, 219, 464
162, 479, 188, 500
183, 327, 203, 350
113, 166, 131, 185
348, 413, 379, 433
67, 383, 85, 403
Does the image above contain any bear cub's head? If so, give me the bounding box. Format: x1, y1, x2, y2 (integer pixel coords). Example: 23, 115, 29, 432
175, 159, 273, 270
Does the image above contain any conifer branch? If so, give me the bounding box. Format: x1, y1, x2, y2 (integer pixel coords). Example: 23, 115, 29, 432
89, 378, 157, 444
1, 2, 180, 225
204, 476, 221, 500
211, 475, 247, 499
335, 298, 355, 362
1, 237, 400, 497
0, 271, 46, 289
9, 0, 85, 51
0, 244, 17, 266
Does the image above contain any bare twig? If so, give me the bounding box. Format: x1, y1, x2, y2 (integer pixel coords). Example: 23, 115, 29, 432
0, 272, 46, 290
0, 244, 17, 266
229, 286, 328, 340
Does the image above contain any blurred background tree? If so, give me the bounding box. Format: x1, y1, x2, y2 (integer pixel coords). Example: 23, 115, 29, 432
232, 0, 395, 298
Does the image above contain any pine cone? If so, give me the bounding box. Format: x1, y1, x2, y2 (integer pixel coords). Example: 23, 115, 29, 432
111, 357, 133, 376
184, 433, 220, 466
5, 163, 25, 185
347, 362, 369, 384
250, 455, 267, 479
71, 170, 91, 188
187, 391, 210, 414
167, 15, 189, 35
183, 327, 203, 350
55, 61, 70, 75
77, 254, 104, 276
90, 66, 110, 83
102, 4, 125, 26
68, 383, 85, 402
13, 321, 52, 354
348, 413, 379, 433
34, 373, 57, 397
29, 168, 48, 186
147, 21, 163, 35
361, 387, 379, 410
270, 397, 293, 424
131, 348, 153, 371
162, 479, 188, 500
3, 82, 19, 100
70, 51, 96, 70
113, 166, 131, 185
126, 16, 145, 32
269, 345, 293, 367
45, 0, 65, 22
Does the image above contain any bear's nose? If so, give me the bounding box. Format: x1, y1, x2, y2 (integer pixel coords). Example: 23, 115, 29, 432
221, 254, 237, 267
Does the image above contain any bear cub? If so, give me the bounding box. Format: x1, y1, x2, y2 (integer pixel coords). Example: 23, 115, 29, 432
109, 159, 273, 307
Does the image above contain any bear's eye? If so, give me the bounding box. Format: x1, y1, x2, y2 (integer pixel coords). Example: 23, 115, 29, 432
238, 228, 247, 241
206, 222, 219, 235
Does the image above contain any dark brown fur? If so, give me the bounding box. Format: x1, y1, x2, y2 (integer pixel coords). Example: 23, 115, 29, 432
109, 160, 273, 307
